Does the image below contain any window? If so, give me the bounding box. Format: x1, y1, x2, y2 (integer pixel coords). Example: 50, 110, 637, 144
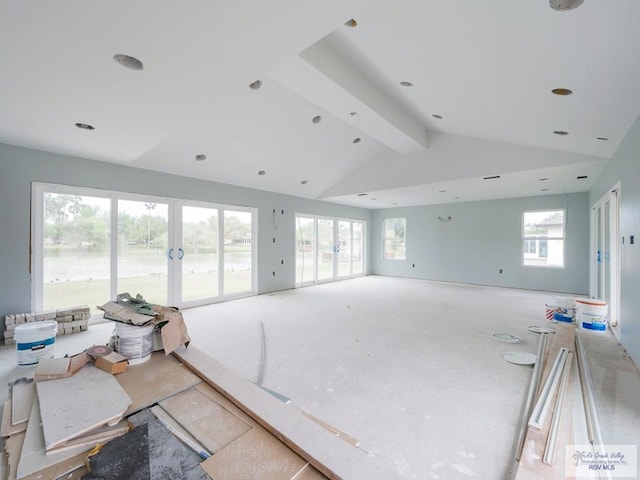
32, 183, 256, 314
523, 210, 564, 267
383, 218, 406, 260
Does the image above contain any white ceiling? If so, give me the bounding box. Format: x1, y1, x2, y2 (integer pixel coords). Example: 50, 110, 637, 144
2, 1, 639, 208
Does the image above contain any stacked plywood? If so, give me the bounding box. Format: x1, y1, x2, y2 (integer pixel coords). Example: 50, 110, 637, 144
3, 306, 90, 345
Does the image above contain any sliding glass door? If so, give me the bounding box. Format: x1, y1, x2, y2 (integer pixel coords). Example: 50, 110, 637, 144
295, 214, 365, 286
33, 183, 256, 313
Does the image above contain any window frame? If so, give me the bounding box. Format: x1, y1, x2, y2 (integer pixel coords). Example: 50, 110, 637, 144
522, 209, 565, 268
383, 217, 406, 260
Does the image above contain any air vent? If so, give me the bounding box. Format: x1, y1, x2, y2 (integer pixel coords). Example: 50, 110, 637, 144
357, 193, 367, 197
483, 175, 501, 180
577, 175, 588, 180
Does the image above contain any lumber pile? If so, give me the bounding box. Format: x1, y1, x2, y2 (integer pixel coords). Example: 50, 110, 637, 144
4, 306, 90, 345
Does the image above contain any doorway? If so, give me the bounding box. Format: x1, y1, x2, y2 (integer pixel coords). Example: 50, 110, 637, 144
590, 183, 621, 333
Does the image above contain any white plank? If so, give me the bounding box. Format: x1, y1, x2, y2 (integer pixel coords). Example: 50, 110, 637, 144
35, 365, 131, 451
16, 397, 92, 480
11, 382, 35, 426
173, 346, 404, 480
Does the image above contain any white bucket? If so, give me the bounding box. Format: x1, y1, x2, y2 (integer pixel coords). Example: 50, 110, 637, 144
15, 320, 58, 366
576, 299, 608, 332
114, 322, 154, 365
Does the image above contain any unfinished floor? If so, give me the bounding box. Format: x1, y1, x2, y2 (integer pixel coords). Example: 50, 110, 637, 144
1, 276, 638, 480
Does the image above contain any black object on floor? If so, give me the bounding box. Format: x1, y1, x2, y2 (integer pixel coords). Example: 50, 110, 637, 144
83, 408, 207, 480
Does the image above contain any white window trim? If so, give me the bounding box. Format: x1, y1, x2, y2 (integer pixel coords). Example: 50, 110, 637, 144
522, 209, 565, 269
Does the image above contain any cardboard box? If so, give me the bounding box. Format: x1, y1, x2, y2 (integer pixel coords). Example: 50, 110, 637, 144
95, 352, 128, 375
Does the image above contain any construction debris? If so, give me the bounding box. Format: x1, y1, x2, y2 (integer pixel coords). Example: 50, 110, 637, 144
4, 306, 90, 345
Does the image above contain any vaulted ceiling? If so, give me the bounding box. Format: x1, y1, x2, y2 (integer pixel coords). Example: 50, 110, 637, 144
2, 1, 639, 208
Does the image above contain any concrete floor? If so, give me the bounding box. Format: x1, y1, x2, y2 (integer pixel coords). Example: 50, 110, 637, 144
1, 275, 638, 479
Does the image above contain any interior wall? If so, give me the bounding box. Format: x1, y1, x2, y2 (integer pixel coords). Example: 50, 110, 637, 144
0, 143, 372, 328
371, 192, 590, 294
590, 116, 640, 366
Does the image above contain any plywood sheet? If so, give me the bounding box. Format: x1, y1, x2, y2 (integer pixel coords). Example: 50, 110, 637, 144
160, 387, 251, 454
11, 382, 35, 425
293, 464, 327, 480
1, 400, 27, 438
36, 365, 131, 451
174, 346, 403, 480
116, 351, 202, 415
195, 382, 258, 427
16, 397, 94, 480
201, 426, 307, 480
5, 430, 25, 480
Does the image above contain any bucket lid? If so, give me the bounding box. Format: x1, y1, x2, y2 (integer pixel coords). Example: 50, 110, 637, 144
576, 298, 607, 306
14, 320, 58, 332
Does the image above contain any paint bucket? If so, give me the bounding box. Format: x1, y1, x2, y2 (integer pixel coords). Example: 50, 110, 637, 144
14, 320, 58, 366
114, 322, 154, 365
545, 297, 575, 323
576, 299, 608, 332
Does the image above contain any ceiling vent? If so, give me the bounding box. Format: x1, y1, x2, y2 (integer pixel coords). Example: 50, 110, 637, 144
549, 0, 585, 11
483, 175, 501, 180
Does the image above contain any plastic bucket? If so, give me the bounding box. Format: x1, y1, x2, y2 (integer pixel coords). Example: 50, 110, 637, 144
576, 299, 608, 331
114, 322, 153, 365
545, 297, 575, 323
15, 320, 58, 366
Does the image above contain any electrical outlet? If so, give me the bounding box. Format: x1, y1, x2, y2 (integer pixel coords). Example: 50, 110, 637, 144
412, 264, 415, 268
272, 237, 276, 243
499, 269, 503, 274
631, 235, 635, 245
272, 271, 275, 276
281, 260, 284, 265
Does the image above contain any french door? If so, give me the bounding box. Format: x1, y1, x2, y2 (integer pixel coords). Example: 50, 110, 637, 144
295, 214, 365, 286
590, 184, 620, 330
32, 183, 256, 314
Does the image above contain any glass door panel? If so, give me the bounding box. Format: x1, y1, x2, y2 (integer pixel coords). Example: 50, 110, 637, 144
338, 221, 352, 277
43, 193, 111, 314
296, 216, 315, 285
317, 218, 334, 281
352, 222, 364, 275
223, 210, 253, 295
117, 200, 169, 305
181, 205, 218, 303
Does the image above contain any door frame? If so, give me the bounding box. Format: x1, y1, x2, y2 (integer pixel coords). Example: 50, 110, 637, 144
590, 182, 621, 335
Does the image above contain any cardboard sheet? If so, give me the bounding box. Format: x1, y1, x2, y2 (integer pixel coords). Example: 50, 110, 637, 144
160, 387, 251, 454
116, 352, 201, 415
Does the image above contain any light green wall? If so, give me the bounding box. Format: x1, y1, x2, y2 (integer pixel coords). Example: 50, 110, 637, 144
371, 193, 590, 294
590, 116, 640, 365
0, 143, 372, 327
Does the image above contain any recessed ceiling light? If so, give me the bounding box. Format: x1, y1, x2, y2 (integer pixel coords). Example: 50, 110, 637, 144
392, 203, 397, 205
249, 80, 262, 90
432, 114, 443, 119
353, 137, 361, 144
577, 175, 588, 180
300, 180, 308, 185
75, 123, 95, 130
371, 198, 377, 201
400, 81, 414, 87
539, 178, 549, 181
553, 130, 569, 136
344, 18, 358, 27
549, 0, 585, 12
350, 112, 357, 117
357, 193, 367, 197
258, 170, 266, 176
438, 190, 447, 193
195, 154, 207, 161
551, 88, 573, 96
541, 188, 549, 192
113, 54, 144, 71
596, 137, 609, 141
312, 115, 322, 124
483, 175, 501, 180
454, 197, 461, 200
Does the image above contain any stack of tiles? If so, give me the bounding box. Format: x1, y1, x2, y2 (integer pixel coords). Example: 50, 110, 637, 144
4, 306, 91, 345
